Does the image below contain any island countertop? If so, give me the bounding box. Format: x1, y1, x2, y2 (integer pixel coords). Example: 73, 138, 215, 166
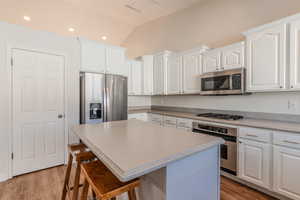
71, 119, 224, 182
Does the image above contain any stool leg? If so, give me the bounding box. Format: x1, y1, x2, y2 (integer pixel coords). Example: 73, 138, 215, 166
61, 153, 73, 200
128, 189, 137, 200
72, 160, 82, 200
80, 179, 89, 200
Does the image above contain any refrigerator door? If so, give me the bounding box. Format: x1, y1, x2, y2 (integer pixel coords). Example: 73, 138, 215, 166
104, 74, 128, 122
80, 72, 105, 124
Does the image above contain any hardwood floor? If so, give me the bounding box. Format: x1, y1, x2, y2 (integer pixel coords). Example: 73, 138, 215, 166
0, 165, 276, 200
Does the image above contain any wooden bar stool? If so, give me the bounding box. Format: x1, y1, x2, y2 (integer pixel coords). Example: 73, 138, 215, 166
80, 160, 140, 200
61, 143, 96, 200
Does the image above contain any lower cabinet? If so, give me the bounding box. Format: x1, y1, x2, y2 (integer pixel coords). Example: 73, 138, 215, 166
128, 113, 149, 122
238, 139, 271, 189
273, 146, 300, 200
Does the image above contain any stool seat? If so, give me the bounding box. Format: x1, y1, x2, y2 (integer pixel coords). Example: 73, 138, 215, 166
81, 160, 140, 200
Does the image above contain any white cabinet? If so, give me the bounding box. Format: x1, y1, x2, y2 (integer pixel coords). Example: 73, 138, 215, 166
131, 61, 142, 95
79, 38, 126, 75
80, 38, 107, 73
202, 42, 244, 73
238, 139, 271, 189
153, 51, 171, 95
142, 55, 154, 95
244, 24, 287, 92
106, 47, 126, 76
176, 118, 193, 131
163, 116, 177, 128
222, 42, 245, 70
149, 114, 163, 126
182, 49, 205, 94
202, 50, 221, 73
290, 20, 300, 90
166, 54, 182, 94
273, 146, 300, 200
128, 113, 149, 122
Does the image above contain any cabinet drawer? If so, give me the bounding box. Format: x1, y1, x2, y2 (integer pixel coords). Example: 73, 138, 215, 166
163, 116, 177, 126
239, 127, 272, 143
273, 131, 300, 149
150, 114, 163, 124
176, 118, 193, 128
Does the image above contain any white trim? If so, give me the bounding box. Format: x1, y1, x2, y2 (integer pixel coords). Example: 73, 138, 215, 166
7, 43, 69, 179
243, 12, 300, 36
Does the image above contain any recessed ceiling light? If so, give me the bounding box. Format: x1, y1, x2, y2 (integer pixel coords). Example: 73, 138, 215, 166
23, 16, 31, 21
101, 36, 107, 40
68, 28, 75, 32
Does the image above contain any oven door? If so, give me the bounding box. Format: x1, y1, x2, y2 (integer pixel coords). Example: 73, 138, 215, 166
201, 75, 230, 92
220, 141, 237, 175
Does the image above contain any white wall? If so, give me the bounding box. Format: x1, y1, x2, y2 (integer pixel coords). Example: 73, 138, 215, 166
152, 92, 300, 115
0, 22, 80, 181
128, 96, 152, 107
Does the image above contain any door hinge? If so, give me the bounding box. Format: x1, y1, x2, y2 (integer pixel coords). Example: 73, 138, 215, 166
11, 57, 13, 67
11, 153, 14, 160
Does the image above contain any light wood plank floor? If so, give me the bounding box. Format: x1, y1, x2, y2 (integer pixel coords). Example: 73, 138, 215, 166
0, 165, 277, 200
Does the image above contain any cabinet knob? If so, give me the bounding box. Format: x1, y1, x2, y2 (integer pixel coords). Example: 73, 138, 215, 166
280, 86, 283, 88
291, 86, 294, 88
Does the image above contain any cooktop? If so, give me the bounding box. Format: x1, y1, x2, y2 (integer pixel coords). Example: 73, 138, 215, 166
196, 113, 244, 120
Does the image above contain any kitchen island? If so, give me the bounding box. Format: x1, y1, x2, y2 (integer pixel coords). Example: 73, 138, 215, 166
71, 119, 224, 200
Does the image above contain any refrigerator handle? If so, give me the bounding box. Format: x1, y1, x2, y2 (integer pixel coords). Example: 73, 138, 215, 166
103, 87, 107, 122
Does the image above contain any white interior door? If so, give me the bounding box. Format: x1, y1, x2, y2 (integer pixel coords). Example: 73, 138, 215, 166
12, 49, 65, 176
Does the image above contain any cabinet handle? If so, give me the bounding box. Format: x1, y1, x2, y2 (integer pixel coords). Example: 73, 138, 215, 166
246, 134, 258, 138
283, 140, 300, 145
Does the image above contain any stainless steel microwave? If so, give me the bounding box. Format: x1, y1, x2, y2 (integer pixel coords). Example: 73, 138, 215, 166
200, 68, 245, 95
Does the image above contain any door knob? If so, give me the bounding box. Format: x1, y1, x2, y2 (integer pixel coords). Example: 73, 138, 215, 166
58, 114, 65, 119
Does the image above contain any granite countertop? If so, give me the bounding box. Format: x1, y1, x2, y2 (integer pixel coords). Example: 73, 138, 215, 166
71, 120, 224, 182
130, 109, 300, 133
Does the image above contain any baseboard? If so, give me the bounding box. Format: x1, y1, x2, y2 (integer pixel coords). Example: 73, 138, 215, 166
0, 173, 9, 182
221, 172, 293, 200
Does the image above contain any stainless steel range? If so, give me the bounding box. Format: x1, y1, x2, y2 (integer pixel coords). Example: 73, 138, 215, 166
192, 113, 243, 175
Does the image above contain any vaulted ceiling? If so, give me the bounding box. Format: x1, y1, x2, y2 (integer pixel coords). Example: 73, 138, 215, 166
0, 0, 205, 45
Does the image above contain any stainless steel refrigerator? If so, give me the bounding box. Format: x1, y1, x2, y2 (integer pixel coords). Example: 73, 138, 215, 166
80, 72, 128, 124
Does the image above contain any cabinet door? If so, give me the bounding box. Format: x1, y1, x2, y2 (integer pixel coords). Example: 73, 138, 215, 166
166, 54, 182, 94
127, 61, 134, 95
106, 47, 126, 76
182, 51, 202, 94
246, 24, 287, 92
80, 39, 107, 73
222, 43, 245, 70
238, 139, 271, 189
202, 51, 221, 73
290, 20, 300, 90
142, 55, 154, 95
131, 61, 142, 95
153, 54, 165, 95
273, 146, 300, 200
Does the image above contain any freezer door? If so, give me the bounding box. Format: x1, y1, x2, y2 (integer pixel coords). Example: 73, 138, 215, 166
80, 72, 105, 124
104, 74, 128, 122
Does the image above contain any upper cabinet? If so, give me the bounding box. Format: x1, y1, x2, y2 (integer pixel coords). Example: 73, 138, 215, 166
80, 38, 107, 73
142, 55, 154, 95
202, 42, 244, 74
153, 51, 171, 95
79, 38, 127, 76
166, 54, 182, 95
202, 50, 221, 73
182, 47, 208, 94
128, 60, 142, 95
244, 24, 287, 92
290, 20, 300, 90
106, 47, 126, 76
222, 42, 245, 70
